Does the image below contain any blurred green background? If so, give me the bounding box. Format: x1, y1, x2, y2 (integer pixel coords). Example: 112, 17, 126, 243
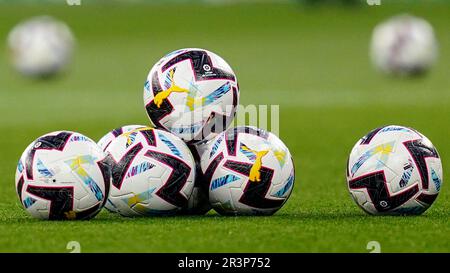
0, 0, 449, 252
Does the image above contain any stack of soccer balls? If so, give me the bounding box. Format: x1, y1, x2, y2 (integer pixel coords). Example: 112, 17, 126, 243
15, 48, 296, 220
13, 17, 444, 220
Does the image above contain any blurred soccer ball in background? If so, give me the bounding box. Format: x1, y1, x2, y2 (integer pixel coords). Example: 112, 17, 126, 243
15, 131, 110, 220
7, 16, 75, 78
347, 125, 443, 215
200, 126, 295, 215
370, 14, 438, 76
105, 128, 196, 216
143, 48, 239, 145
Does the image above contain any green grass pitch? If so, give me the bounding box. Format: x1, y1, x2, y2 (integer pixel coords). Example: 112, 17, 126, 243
0, 2, 448, 253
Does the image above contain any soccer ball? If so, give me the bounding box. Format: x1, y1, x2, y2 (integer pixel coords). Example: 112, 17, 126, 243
346, 125, 443, 215
97, 124, 147, 212
15, 131, 110, 220
105, 127, 196, 216
370, 14, 438, 76
7, 16, 75, 78
200, 126, 295, 215
143, 48, 239, 145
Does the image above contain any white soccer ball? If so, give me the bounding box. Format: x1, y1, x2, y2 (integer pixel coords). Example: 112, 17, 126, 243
97, 124, 147, 212
7, 16, 75, 78
15, 131, 110, 220
200, 126, 295, 215
105, 127, 196, 216
143, 48, 239, 145
370, 14, 438, 76
347, 125, 443, 215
